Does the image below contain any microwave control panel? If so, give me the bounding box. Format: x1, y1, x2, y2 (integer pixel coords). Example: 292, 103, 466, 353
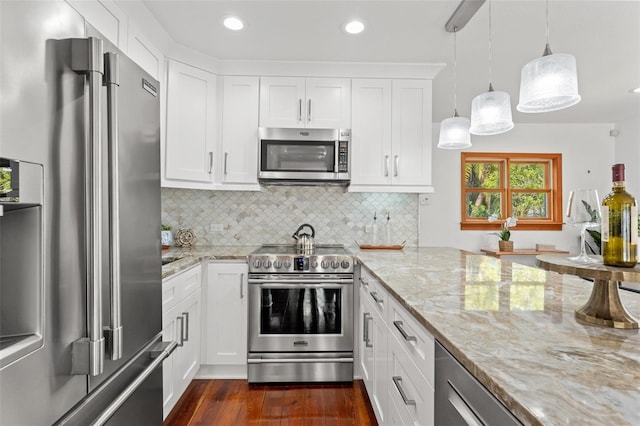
337, 142, 349, 172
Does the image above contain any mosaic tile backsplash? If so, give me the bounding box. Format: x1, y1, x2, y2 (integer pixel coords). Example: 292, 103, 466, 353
161, 187, 418, 247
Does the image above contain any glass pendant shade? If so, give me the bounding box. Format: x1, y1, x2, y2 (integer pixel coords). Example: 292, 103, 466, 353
437, 114, 471, 149
470, 87, 514, 135
517, 51, 581, 113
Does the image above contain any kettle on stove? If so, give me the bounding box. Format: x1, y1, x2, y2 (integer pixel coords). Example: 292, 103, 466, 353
292, 223, 315, 254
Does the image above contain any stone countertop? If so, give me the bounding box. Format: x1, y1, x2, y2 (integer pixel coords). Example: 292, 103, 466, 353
161, 245, 258, 279
355, 247, 640, 426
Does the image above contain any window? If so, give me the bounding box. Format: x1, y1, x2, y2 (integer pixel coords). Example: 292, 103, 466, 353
461, 153, 562, 231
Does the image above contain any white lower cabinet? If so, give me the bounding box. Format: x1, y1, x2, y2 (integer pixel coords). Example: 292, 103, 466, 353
162, 264, 202, 419
199, 261, 248, 378
358, 267, 435, 426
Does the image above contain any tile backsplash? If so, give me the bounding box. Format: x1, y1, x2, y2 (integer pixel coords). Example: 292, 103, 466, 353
161, 187, 418, 247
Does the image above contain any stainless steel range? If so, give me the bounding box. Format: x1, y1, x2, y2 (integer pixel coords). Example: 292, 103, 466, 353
248, 244, 354, 383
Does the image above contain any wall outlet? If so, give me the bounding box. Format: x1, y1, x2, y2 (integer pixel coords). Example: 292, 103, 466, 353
364, 224, 373, 233
209, 223, 224, 232
419, 195, 430, 206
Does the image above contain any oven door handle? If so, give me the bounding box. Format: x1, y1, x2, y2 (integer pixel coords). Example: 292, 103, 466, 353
248, 357, 354, 364
248, 279, 353, 286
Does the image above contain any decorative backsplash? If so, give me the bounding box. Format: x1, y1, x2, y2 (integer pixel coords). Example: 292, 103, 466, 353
161, 187, 418, 247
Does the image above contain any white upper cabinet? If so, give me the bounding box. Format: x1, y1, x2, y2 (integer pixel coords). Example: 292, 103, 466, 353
391, 80, 433, 187
351, 79, 393, 186
66, 0, 127, 50
259, 77, 350, 128
220, 76, 260, 187
127, 21, 163, 81
350, 79, 434, 193
164, 60, 216, 185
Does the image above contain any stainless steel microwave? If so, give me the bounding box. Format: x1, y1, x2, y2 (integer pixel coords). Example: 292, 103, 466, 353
258, 127, 350, 185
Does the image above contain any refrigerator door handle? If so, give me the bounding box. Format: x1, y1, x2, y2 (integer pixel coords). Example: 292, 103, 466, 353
91, 340, 179, 426
103, 51, 123, 362
71, 37, 105, 377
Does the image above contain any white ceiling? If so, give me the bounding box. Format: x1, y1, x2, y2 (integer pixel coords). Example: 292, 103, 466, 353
143, 0, 640, 124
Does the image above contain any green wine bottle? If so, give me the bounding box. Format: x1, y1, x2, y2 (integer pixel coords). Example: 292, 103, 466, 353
601, 164, 638, 267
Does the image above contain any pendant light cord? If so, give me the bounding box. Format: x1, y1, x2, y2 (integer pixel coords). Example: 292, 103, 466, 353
488, 0, 493, 88
543, 0, 552, 55
453, 28, 458, 114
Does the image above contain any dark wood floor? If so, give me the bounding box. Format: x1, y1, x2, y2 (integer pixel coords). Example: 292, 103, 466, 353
164, 380, 378, 426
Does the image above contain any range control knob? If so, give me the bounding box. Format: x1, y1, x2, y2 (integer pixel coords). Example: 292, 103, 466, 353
321, 260, 330, 269
273, 260, 282, 269
330, 260, 340, 269
311, 260, 319, 268
252, 259, 262, 269
283, 260, 292, 268
263, 259, 272, 269
341, 260, 350, 269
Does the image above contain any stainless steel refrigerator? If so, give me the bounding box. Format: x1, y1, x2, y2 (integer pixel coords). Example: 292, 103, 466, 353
0, 1, 175, 424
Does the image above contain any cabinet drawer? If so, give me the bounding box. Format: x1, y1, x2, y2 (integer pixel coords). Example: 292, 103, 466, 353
389, 296, 435, 386
389, 330, 435, 426
360, 268, 388, 321
162, 264, 202, 308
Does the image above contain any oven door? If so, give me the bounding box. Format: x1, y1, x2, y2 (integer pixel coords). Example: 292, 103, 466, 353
248, 276, 354, 353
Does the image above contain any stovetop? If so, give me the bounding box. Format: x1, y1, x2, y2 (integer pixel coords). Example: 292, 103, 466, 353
249, 244, 353, 273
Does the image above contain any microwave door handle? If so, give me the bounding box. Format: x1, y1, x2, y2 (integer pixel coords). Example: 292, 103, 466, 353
70, 37, 105, 377
104, 52, 123, 361
334, 140, 340, 173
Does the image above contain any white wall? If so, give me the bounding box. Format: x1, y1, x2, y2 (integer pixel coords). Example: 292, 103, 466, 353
613, 114, 640, 196
419, 123, 616, 256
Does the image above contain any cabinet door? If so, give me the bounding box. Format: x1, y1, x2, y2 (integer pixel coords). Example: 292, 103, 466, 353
391, 80, 432, 186
305, 78, 351, 128
359, 296, 374, 393
65, 0, 127, 50
175, 290, 202, 394
259, 77, 305, 127
371, 308, 388, 424
204, 262, 248, 365
162, 302, 181, 419
165, 60, 216, 183
351, 79, 392, 186
221, 76, 259, 185
127, 21, 163, 81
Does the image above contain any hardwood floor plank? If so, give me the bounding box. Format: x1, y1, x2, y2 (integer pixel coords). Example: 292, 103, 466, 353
164, 380, 376, 426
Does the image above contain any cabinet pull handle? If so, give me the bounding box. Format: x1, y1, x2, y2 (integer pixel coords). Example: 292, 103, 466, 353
393, 320, 417, 342
448, 381, 483, 426
359, 276, 369, 287
176, 316, 184, 347
364, 313, 373, 348
384, 155, 390, 177
298, 99, 302, 122
224, 152, 228, 175
307, 99, 312, 122
240, 273, 245, 299
370, 291, 384, 304
394, 155, 399, 177
392, 376, 416, 406
182, 312, 189, 342
208, 152, 213, 174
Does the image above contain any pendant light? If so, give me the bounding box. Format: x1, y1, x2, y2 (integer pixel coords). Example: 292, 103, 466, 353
470, 0, 514, 135
438, 29, 471, 150
517, 0, 581, 113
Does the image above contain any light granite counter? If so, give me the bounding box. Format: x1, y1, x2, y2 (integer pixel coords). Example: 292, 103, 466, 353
161, 245, 258, 279
355, 247, 640, 426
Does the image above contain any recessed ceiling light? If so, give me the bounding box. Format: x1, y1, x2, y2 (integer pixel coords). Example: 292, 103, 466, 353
343, 20, 365, 35
223, 16, 245, 31
631, 87, 640, 93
